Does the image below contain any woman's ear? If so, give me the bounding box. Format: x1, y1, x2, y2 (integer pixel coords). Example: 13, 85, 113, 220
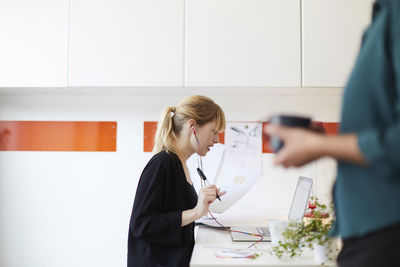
187, 119, 196, 130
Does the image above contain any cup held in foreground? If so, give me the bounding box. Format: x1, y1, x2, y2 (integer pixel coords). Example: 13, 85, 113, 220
268, 114, 312, 152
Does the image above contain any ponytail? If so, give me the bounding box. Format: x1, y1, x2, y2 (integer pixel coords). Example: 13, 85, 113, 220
152, 106, 178, 155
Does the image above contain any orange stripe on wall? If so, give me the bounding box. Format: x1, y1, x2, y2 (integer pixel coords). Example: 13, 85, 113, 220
143, 121, 158, 152
144, 121, 339, 153
323, 122, 340, 135
262, 122, 273, 153
0, 121, 117, 151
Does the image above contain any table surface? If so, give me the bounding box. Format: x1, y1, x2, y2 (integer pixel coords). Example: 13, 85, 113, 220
190, 226, 338, 267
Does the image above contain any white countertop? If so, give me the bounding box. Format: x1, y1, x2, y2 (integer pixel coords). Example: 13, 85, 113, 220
190, 226, 337, 267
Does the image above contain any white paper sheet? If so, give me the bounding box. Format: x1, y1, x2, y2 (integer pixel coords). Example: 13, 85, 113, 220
205, 122, 263, 214
223, 122, 262, 171
209, 167, 261, 213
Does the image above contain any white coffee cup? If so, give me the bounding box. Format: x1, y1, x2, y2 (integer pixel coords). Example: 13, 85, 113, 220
269, 220, 289, 247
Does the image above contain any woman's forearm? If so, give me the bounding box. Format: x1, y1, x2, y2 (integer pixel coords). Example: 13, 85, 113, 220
318, 134, 367, 164
181, 209, 200, 227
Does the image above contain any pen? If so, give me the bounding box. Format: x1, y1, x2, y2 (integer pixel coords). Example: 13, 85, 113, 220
230, 126, 246, 135
196, 167, 221, 201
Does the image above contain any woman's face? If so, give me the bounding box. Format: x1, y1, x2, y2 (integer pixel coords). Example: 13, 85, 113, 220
192, 120, 220, 157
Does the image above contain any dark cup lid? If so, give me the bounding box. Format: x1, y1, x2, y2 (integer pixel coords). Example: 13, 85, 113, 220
269, 114, 311, 127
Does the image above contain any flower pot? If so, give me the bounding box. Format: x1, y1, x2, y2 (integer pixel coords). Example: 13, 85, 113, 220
269, 220, 289, 246
313, 244, 328, 265
313, 240, 337, 265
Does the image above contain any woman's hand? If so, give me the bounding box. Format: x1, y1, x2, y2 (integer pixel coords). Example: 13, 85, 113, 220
181, 185, 225, 226
194, 185, 222, 219
265, 124, 324, 167
265, 124, 366, 167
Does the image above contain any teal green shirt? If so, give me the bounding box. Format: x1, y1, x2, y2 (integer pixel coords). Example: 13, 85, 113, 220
332, 0, 400, 239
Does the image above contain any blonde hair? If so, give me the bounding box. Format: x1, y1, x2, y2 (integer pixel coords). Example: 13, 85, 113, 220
152, 95, 226, 156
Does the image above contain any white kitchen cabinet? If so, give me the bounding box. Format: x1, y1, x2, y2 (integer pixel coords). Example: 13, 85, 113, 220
302, 0, 374, 87
0, 0, 69, 87
68, 0, 184, 87
185, 0, 301, 87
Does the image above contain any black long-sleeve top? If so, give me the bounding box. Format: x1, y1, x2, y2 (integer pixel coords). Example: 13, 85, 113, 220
128, 150, 198, 267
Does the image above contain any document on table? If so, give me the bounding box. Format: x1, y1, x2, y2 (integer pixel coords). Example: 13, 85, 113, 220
215, 249, 259, 259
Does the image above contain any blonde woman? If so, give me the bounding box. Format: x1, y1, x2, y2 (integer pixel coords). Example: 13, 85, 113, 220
128, 95, 226, 267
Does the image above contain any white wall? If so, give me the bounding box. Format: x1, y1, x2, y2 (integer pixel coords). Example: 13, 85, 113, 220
0, 89, 342, 267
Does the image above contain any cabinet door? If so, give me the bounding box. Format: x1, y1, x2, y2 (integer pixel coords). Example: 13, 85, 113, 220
69, 0, 184, 87
302, 0, 374, 87
185, 0, 301, 87
0, 0, 68, 87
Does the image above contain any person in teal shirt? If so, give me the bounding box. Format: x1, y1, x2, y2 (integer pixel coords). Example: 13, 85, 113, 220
265, 1, 400, 266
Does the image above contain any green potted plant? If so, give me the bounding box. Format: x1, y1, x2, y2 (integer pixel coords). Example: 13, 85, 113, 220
271, 197, 338, 265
